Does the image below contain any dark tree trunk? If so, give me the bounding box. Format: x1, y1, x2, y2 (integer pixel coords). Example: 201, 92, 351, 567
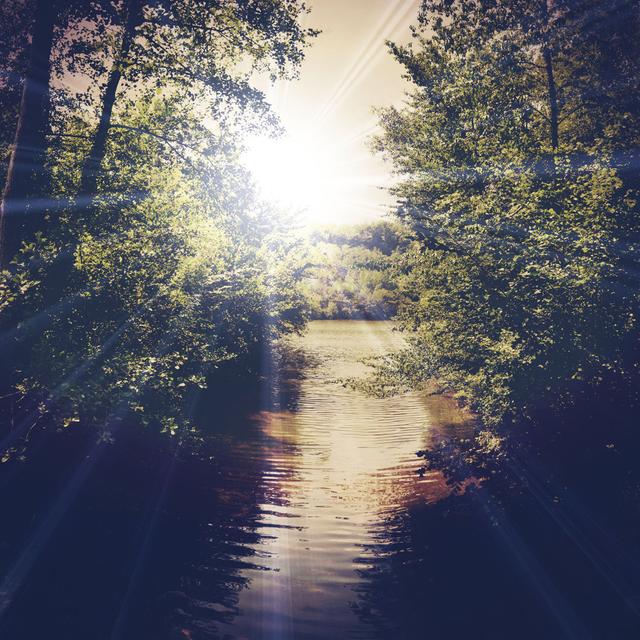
78, 0, 143, 198
537, 0, 560, 184
0, 0, 56, 267
542, 0, 559, 158
40, 1, 142, 312
543, 44, 559, 152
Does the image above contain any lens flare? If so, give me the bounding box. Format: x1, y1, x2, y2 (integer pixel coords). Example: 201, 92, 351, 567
244, 133, 348, 224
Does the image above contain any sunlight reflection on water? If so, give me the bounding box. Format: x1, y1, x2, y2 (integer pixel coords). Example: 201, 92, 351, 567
213, 320, 473, 639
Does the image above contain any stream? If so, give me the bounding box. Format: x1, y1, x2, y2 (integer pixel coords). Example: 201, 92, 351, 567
3, 320, 636, 639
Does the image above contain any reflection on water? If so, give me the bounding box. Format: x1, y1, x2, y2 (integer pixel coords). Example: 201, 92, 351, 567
2, 320, 640, 638
0, 320, 473, 639
214, 320, 472, 639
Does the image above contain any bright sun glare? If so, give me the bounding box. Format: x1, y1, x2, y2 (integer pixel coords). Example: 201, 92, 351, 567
244, 133, 344, 225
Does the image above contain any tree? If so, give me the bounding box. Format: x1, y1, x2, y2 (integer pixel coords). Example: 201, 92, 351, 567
0, 0, 122, 266
0, 0, 57, 266
302, 222, 410, 319
0, 1, 316, 449
415, 0, 640, 162
0, 0, 317, 264
0, 89, 309, 453
372, 0, 640, 425
74, 0, 316, 197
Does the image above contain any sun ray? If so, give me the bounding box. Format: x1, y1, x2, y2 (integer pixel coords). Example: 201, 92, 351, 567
310, 0, 418, 128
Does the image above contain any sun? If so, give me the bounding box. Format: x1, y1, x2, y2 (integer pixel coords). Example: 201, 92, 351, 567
243, 132, 344, 224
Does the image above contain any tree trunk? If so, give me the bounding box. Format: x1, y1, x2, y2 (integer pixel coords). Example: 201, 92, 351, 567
543, 44, 559, 152
542, 0, 559, 157
41, 1, 142, 311
0, 0, 56, 267
78, 0, 143, 198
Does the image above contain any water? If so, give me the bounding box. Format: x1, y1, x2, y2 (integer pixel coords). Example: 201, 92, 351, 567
3, 320, 638, 639
0, 320, 473, 639
214, 320, 472, 639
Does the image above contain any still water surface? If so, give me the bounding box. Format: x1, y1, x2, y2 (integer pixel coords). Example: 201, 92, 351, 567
0, 320, 473, 640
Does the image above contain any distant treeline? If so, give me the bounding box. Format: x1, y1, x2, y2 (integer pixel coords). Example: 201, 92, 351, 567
301, 221, 410, 320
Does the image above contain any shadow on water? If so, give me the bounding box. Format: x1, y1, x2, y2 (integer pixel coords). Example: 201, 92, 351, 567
3, 321, 638, 639
0, 321, 465, 640
0, 341, 311, 640
351, 396, 640, 639
195, 339, 318, 431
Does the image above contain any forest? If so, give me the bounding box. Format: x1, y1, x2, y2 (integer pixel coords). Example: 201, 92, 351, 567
1, 0, 640, 638
2, 0, 637, 456
301, 221, 409, 319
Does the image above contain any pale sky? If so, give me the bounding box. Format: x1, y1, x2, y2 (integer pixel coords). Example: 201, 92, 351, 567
246, 0, 421, 226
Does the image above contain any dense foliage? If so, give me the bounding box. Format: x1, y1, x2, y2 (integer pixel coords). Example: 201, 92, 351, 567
373, 0, 640, 426
0, 0, 315, 448
301, 221, 410, 319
